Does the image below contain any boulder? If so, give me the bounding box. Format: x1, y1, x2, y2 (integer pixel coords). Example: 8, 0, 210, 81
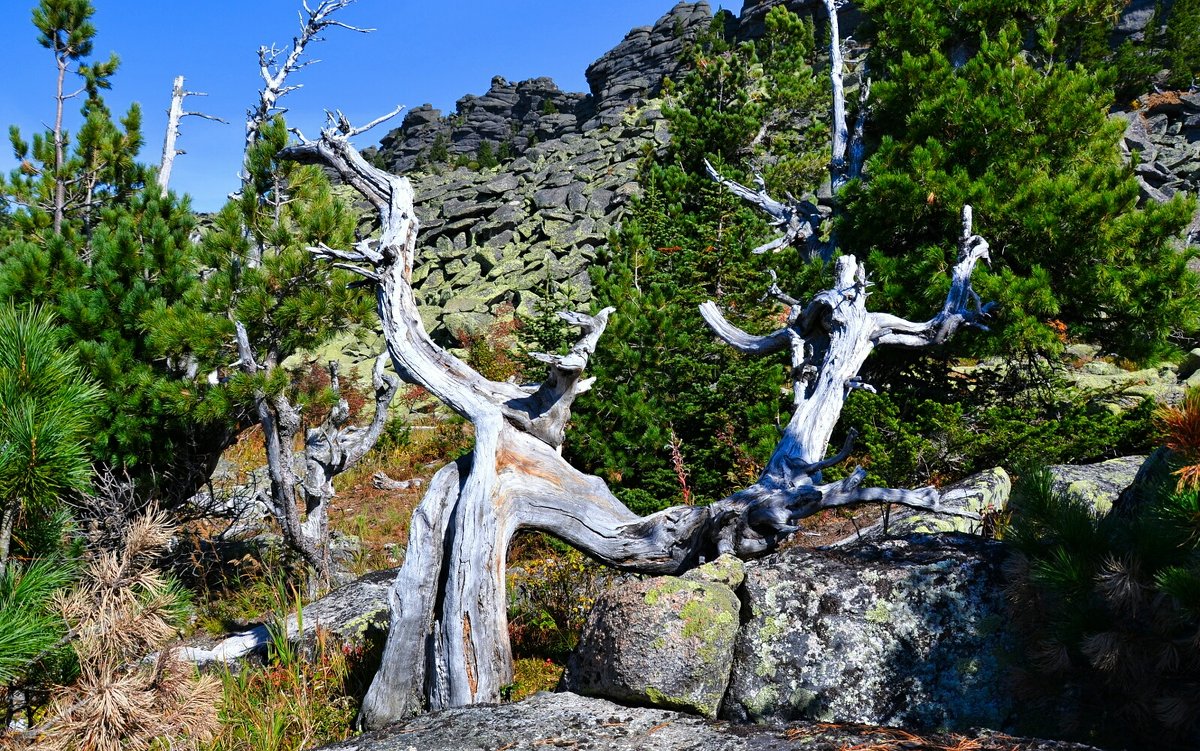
563, 556, 743, 718
1045, 455, 1146, 515
1114, 447, 1179, 515
311, 691, 1102, 751
724, 534, 1014, 731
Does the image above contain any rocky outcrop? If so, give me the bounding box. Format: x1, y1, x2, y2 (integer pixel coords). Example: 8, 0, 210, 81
405, 108, 667, 340
313, 691, 1100, 751
563, 556, 744, 718
368, 3, 712, 174
1114, 90, 1200, 246
369, 77, 587, 175
736, 0, 863, 41
584, 2, 712, 125
566, 533, 1016, 733
347, 2, 716, 343
724, 534, 1014, 730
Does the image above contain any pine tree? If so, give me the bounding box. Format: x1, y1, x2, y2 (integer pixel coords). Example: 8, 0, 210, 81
570, 9, 827, 512
845, 0, 1200, 360
477, 141, 498, 169
428, 132, 450, 163
152, 116, 379, 584
0, 305, 100, 576
0, 2, 240, 506
1006, 447, 1200, 747
29, 0, 119, 235
1163, 0, 1200, 89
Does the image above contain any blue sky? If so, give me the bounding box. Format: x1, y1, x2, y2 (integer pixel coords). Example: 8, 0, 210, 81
0, 1, 701, 211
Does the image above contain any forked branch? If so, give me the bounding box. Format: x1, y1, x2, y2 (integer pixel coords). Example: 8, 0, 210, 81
697, 206, 994, 557
244, 0, 372, 181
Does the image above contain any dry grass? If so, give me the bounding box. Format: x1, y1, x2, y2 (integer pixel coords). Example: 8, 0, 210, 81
328, 414, 472, 566
29, 510, 220, 751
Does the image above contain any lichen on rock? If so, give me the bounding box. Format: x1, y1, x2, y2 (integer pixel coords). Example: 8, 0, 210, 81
563, 557, 742, 718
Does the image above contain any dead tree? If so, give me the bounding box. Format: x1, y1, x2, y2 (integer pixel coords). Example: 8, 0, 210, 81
235, 326, 398, 586
244, 0, 371, 185
282, 108, 992, 725
157, 76, 225, 191
710, 0, 868, 261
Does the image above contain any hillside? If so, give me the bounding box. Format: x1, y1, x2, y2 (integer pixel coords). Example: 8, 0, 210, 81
329, 0, 1200, 353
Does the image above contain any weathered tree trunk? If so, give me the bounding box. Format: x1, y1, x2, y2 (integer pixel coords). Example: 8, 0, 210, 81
158, 75, 225, 192
0, 502, 16, 578
159, 77, 187, 191
283, 96, 993, 725
234, 324, 398, 589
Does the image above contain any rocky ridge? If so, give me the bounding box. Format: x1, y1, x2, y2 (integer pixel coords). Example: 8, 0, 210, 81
402, 108, 667, 340
346, 2, 714, 343
365, 3, 712, 175
337, 0, 1198, 354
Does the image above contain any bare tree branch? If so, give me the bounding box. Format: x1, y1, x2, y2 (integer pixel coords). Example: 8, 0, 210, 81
244, 0, 371, 182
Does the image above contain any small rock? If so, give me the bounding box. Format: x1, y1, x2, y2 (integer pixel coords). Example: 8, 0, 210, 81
1178, 348, 1200, 381
1044, 455, 1146, 516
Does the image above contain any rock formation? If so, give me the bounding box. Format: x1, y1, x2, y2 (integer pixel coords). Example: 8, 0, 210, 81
563, 556, 745, 718
311, 691, 1101, 751
1115, 90, 1200, 246
366, 2, 710, 174
566, 532, 1015, 733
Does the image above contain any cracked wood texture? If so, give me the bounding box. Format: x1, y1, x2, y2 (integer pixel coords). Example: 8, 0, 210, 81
283, 106, 992, 727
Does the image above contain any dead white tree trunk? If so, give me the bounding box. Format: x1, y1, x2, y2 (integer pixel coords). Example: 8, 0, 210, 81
157, 75, 225, 192
282, 106, 992, 726
711, 0, 868, 261
235, 322, 398, 587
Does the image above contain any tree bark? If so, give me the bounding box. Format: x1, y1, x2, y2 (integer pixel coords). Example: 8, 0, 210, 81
284, 109, 992, 728
158, 76, 225, 192
235, 322, 398, 590
53, 52, 68, 236
159, 76, 186, 191
0, 502, 16, 579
